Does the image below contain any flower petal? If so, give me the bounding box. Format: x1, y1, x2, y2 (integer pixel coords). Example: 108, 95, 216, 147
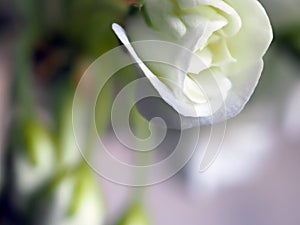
112, 23, 199, 117
178, 0, 242, 36
225, 0, 273, 70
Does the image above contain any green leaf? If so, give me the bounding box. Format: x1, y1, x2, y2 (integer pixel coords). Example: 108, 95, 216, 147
115, 202, 150, 225
23, 119, 55, 165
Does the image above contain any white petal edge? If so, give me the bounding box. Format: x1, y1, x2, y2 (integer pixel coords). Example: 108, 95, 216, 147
112, 23, 214, 117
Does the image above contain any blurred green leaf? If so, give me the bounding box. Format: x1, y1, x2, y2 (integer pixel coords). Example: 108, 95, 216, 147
64, 0, 128, 56
23, 119, 55, 165
95, 82, 113, 135
276, 23, 300, 60
48, 165, 105, 225
115, 202, 150, 225
55, 91, 83, 168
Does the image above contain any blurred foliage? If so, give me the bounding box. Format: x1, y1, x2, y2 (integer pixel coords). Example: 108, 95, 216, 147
0, 0, 140, 225
1, 0, 300, 224
115, 202, 150, 225
275, 23, 300, 60
63, 0, 127, 56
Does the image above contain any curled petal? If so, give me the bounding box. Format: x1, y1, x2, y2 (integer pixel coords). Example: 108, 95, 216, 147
112, 0, 272, 129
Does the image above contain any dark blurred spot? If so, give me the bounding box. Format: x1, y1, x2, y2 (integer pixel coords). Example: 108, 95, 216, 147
33, 33, 76, 85
0, 7, 20, 38
275, 24, 300, 61
0, 148, 24, 225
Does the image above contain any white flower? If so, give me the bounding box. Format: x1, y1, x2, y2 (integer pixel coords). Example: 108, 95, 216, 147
112, 0, 273, 129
